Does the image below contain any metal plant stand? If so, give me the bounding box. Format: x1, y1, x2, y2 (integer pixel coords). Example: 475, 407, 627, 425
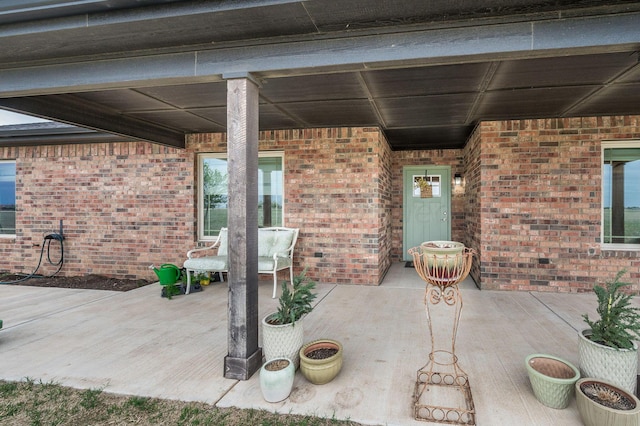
408, 246, 476, 425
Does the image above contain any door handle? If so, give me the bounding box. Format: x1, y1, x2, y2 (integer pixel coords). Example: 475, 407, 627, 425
442, 211, 447, 222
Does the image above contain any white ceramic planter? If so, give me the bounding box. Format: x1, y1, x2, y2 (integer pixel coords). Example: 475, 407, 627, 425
262, 314, 304, 369
259, 358, 295, 403
578, 329, 638, 394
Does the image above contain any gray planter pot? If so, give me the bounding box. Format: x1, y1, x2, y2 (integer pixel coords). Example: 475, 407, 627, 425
525, 353, 580, 409
576, 378, 640, 426
578, 329, 638, 395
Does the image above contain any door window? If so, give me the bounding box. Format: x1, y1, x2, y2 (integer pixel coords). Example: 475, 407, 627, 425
413, 174, 441, 198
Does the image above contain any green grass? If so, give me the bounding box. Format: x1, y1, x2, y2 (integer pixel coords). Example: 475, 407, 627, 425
0, 379, 361, 426
603, 208, 640, 243
203, 207, 283, 237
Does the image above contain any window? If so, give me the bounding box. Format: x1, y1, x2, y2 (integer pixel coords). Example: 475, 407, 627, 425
602, 142, 640, 247
413, 174, 441, 198
0, 161, 16, 236
198, 153, 284, 240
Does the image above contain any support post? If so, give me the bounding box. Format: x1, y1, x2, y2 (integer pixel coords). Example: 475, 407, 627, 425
223, 76, 262, 380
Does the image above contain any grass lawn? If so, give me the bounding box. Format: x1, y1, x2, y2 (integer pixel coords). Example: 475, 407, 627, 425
0, 379, 362, 426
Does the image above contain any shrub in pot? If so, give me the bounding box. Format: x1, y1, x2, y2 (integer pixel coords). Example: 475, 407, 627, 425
262, 268, 316, 369
579, 270, 640, 394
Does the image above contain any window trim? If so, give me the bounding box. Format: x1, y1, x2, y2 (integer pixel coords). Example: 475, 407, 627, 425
0, 159, 16, 238
197, 151, 285, 241
601, 140, 640, 251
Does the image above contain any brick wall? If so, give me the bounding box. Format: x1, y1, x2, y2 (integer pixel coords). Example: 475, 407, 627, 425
5, 117, 638, 292
475, 117, 640, 292
189, 127, 392, 285
1, 127, 393, 286
377, 132, 394, 281
0, 143, 194, 281
464, 127, 482, 285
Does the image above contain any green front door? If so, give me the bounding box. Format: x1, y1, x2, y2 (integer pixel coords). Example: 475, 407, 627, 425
402, 165, 451, 261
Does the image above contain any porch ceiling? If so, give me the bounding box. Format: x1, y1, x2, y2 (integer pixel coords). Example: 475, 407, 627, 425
1, 1, 640, 150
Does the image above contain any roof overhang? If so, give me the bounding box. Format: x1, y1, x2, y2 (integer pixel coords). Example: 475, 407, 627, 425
1, 1, 639, 149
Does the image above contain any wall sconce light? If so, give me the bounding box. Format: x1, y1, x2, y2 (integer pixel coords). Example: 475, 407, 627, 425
454, 173, 462, 186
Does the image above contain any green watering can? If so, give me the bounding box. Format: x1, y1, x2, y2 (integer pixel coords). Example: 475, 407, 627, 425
152, 264, 181, 285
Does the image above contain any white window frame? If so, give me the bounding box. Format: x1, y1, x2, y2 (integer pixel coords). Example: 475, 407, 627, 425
197, 152, 285, 241
0, 160, 16, 238
601, 140, 640, 251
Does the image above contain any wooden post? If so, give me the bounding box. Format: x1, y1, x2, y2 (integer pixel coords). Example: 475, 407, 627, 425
223, 76, 262, 380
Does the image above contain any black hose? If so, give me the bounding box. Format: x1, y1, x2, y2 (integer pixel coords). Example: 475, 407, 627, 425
0, 233, 64, 285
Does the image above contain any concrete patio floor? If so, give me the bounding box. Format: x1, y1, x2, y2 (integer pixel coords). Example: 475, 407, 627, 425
0, 262, 626, 425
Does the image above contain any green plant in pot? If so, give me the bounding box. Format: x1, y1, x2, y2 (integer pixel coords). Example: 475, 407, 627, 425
262, 268, 317, 369
195, 272, 210, 286
579, 269, 640, 395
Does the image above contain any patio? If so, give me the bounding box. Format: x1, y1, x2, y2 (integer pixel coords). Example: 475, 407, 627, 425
0, 262, 625, 425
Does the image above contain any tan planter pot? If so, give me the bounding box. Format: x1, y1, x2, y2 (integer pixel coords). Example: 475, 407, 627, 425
578, 329, 638, 395
299, 339, 343, 385
576, 378, 640, 426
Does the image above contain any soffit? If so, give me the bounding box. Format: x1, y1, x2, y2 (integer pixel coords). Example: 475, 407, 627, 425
24, 50, 633, 150
0, 1, 639, 150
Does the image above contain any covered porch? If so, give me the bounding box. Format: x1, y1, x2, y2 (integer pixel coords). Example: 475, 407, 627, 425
2, 0, 640, 383
0, 262, 609, 425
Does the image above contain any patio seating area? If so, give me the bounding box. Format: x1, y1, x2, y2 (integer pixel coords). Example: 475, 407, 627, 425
0, 262, 631, 425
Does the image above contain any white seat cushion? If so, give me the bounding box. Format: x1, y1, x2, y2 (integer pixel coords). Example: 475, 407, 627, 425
258, 256, 292, 272
184, 256, 228, 271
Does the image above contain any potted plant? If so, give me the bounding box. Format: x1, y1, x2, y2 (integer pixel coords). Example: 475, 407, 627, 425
579, 269, 640, 394
299, 339, 343, 385
525, 353, 580, 409
195, 272, 210, 286
576, 378, 640, 426
259, 357, 295, 403
262, 268, 316, 369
